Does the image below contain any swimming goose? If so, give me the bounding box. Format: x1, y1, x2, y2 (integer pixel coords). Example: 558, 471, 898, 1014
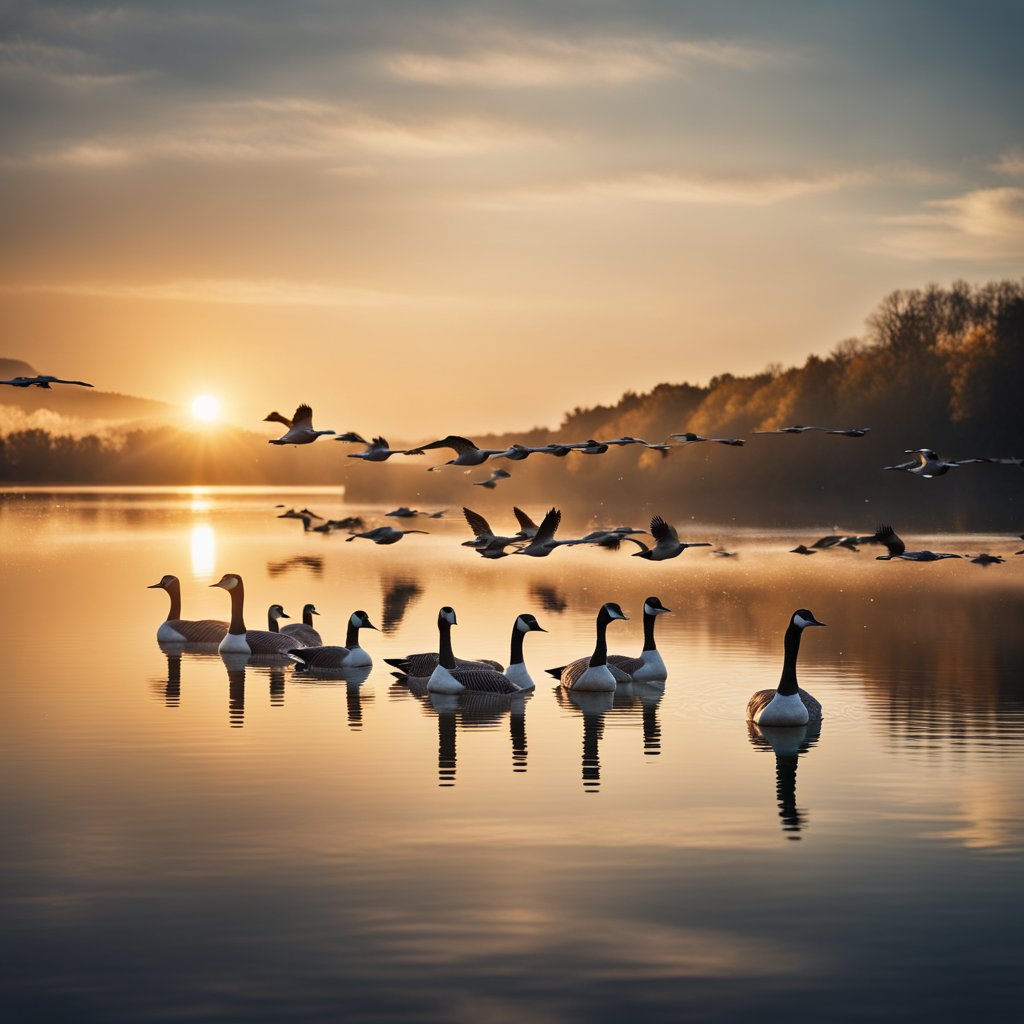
502, 613, 546, 691
624, 515, 712, 560
549, 597, 669, 684
345, 526, 429, 545
210, 573, 305, 657
550, 603, 630, 692
746, 610, 825, 727
347, 436, 414, 462
473, 468, 512, 489
427, 608, 525, 694
148, 574, 228, 643
406, 435, 506, 469
873, 524, 961, 561
883, 448, 990, 477
268, 404, 336, 445
512, 507, 565, 557
281, 603, 323, 646
289, 610, 378, 670
669, 432, 746, 446
266, 603, 293, 632
0, 374, 93, 388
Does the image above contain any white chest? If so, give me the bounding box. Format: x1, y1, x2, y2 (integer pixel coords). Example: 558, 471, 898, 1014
755, 692, 808, 727
427, 665, 465, 694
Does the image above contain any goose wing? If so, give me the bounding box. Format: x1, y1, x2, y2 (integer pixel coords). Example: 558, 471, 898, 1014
650, 515, 678, 544
513, 507, 539, 534
290, 404, 315, 429
874, 524, 906, 557
606, 654, 642, 679
463, 507, 494, 540
408, 434, 477, 455
533, 507, 562, 545
168, 618, 228, 643
448, 668, 520, 694
291, 645, 351, 668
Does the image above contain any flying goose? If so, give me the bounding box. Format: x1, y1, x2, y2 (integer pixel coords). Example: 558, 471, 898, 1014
746, 610, 825, 727
346, 436, 415, 462
460, 507, 523, 556
406, 435, 506, 469
967, 553, 1005, 566
512, 507, 540, 539
552, 602, 630, 691
268, 404, 336, 445
512, 507, 565, 557
883, 448, 990, 477
669, 432, 746, 446
566, 439, 610, 455
873, 524, 961, 561
148, 574, 228, 643
345, 526, 429, 545
548, 597, 669, 685
281, 603, 323, 646
289, 610, 378, 670
624, 515, 712, 560
473, 468, 512, 489
210, 574, 306, 657
417, 608, 519, 694
0, 374, 94, 388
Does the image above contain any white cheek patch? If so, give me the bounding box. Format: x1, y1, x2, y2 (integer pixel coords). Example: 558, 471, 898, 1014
223, 577, 239, 590
794, 613, 811, 628
350, 613, 360, 627
515, 617, 528, 632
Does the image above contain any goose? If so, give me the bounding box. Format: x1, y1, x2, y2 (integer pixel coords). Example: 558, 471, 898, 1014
512, 507, 540, 539
267, 403, 336, 445
494, 443, 537, 461
512, 507, 565, 557
602, 436, 649, 447
669, 432, 746, 446
289, 610, 378, 670
566, 439, 610, 455
384, 611, 504, 678
346, 436, 415, 462
752, 425, 824, 435
624, 515, 711, 560
548, 597, 669, 684
210, 573, 306, 657
873, 524, 961, 561
967, 553, 1005, 566
502, 613, 546, 691
405, 434, 506, 469
790, 545, 817, 555
264, 410, 294, 428
552, 602, 629, 691
746, 610, 825, 727
460, 507, 523, 558
148, 574, 228, 643
531, 443, 572, 457
386, 506, 421, 518
883, 448, 990, 477
0, 374, 93, 388
426, 608, 525, 694
562, 526, 646, 550
281, 603, 323, 646
810, 532, 875, 550
473, 468, 512, 489
826, 427, 871, 437
266, 603, 293, 633
345, 526, 429, 545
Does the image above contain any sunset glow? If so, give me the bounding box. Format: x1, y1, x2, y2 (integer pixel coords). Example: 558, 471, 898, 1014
191, 395, 221, 422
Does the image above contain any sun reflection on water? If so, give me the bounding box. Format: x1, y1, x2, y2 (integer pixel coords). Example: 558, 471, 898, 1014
190, 523, 216, 579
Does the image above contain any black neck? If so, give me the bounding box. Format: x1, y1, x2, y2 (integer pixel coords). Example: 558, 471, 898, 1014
778, 622, 803, 695
642, 609, 658, 651
304, 608, 316, 626
227, 583, 246, 635
438, 620, 456, 669
268, 612, 280, 632
509, 622, 526, 666
164, 579, 182, 621
345, 620, 361, 648
589, 610, 611, 667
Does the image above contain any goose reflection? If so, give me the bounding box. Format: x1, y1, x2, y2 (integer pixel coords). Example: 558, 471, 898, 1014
219, 653, 296, 727
343, 666, 373, 730
266, 555, 324, 578
529, 583, 568, 614
612, 681, 665, 758
554, 687, 614, 792
380, 576, 423, 634
153, 641, 221, 708
746, 719, 822, 839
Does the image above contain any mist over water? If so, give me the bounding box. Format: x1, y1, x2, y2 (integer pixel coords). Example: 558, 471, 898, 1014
2, 489, 1023, 1022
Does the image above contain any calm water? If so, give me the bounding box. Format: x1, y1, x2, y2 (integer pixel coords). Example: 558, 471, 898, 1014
2, 488, 1023, 1023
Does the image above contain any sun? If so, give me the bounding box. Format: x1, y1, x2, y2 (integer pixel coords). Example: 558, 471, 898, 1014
191, 395, 221, 422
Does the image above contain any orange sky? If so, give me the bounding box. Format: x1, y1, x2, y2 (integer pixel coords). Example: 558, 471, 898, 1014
3, 2, 1023, 437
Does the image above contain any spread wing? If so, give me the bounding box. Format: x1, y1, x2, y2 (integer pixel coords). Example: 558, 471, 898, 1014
650, 515, 678, 544
462, 507, 494, 539
513, 507, 538, 532
533, 507, 562, 545
408, 435, 477, 455
874, 523, 906, 557
290, 404, 315, 429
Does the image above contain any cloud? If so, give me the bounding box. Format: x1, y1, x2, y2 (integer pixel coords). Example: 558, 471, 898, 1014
384, 32, 778, 87
990, 148, 1024, 176
879, 186, 1024, 260
0, 38, 147, 87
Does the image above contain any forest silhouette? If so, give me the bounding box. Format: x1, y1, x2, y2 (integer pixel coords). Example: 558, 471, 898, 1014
3, 280, 1022, 528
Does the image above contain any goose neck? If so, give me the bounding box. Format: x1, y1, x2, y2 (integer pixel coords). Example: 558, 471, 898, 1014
778, 622, 803, 695
589, 610, 611, 667
438, 620, 456, 670
509, 624, 526, 666
227, 582, 246, 636
164, 578, 182, 621
345, 621, 361, 648
642, 610, 658, 652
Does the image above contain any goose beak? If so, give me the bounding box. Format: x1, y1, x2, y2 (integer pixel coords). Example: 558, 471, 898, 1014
808, 617, 827, 627
147, 582, 164, 589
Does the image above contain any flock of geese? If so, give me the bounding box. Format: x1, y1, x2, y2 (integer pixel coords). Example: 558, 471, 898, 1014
150, 573, 825, 728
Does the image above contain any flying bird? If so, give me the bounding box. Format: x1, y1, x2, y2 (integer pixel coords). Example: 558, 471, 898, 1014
883, 449, 991, 478
512, 507, 565, 557
669, 432, 746, 446
0, 374, 93, 388
405, 435, 507, 469
346, 526, 429, 545
473, 468, 512, 489
347, 437, 415, 462
623, 515, 712, 561
873, 524, 961, 561
267, 404, 336, 445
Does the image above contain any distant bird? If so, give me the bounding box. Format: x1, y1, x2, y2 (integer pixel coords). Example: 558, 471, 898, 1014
494, 443, 537, 461
345, 526, 429, 545
268, 404, 336, 445
746, 610, 826, 727
512, 507, 565, 557
530, 443, 572, 457
210, 573, 305, 657
426, 509, 448, 519
148, 574, 227, 644
790, 545, 817, 555
602, 436, 650, 447
752, 425, 821, 435
426, 608, 525, 695
473, 468, 512, 489
290, 610, 378, 670
624, 515, 712, 561
386, 507, 421, 518
281, 603, 323, 646
461, 507, 522, 557
809, 532, 875, 550
873, 524, 961, 561
669, 432, 746, 447
825, 427, 871, 437
967, 553, 1005, 566
563, 526, 643, 551
0, 374, 93, 388
712, 547, 738, 558
883, 448, 990, 478
566, 439, 610, 455
406, 435, 506, 469
347, 436, 414, 462
547, 597, 670, 685
552, 603, 630, 691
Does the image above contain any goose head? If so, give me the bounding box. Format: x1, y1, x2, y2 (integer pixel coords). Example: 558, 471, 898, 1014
643, 596, 671, 616
514, 613, 546, 633
211, 573, 242, 590
268, 604, 290, 623
438, 606, 458, 627
792, 609, 826, 629
302, 603, 320, 618
601, 602, 629, 622
147, 574, 178, 590
350, 610, 378, 630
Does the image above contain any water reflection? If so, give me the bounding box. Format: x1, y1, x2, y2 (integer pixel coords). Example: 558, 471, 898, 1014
530, 583, 568, 614
219, 653, 295, 726
380, 577, 423, 634
613, 681, 664, 757
555, 687, 614, 793
266, 555, 324, 578
190, 524, 216, 579
747, 720, 822, 839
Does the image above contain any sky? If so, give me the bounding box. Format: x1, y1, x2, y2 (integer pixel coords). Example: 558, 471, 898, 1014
2, 0, 1023, 438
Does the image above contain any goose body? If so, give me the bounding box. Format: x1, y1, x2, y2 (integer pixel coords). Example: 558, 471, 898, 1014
148, 575, 228, 643
625, 515, 711, 560
473, 468, 512, 489
552, 603, 629, 691
746, 610, 825, 726
347, 436, 411, 462
670, 432, 746, 446
281, 603, 323, 646
406, 434, 505, 469
210, 574, 304, 658
290, 611, 378, 670
268, 403, 336, 445
883, 448, 989, 478
461, 507, 522, 556
426, 608, 524, 694
512, 507, 564, 557
346, 526, 429, 545
873, 524, 961, 561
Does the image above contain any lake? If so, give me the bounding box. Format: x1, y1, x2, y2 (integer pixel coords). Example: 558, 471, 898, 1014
2, 488, 1023, 1023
